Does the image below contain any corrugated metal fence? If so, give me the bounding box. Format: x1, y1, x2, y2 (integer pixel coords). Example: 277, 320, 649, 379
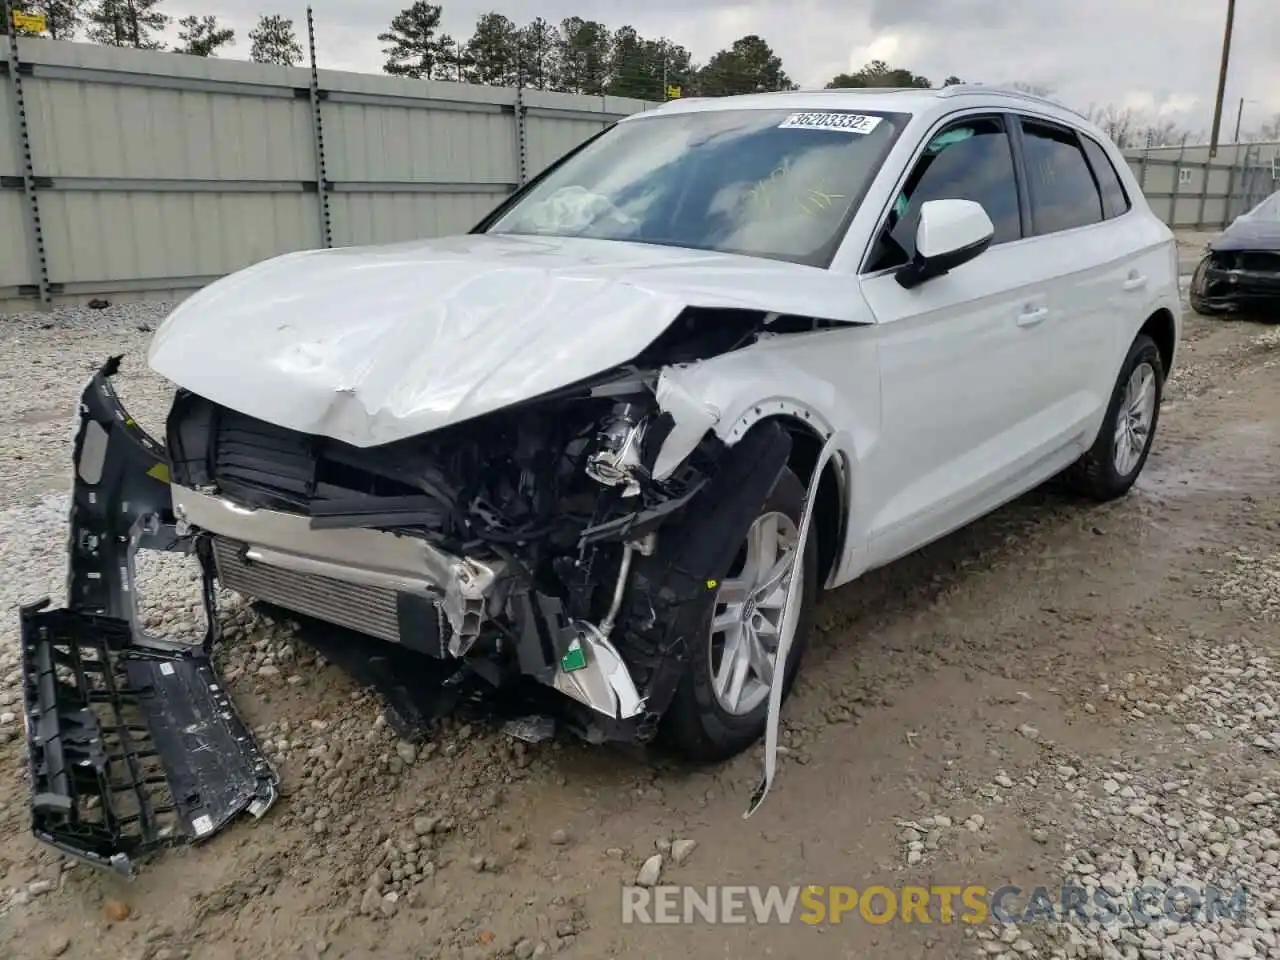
4, 33, 1279, 312
1121, 141, 1278, 232
0, 35, 655, 311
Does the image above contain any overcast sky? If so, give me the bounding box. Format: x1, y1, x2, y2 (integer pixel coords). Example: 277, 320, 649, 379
159, 0, 1280, 135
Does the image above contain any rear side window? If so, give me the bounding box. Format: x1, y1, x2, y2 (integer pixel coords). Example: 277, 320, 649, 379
1019, 119, 1104, 234
866, 115, 1021, 272
1080, 135, 1131, 219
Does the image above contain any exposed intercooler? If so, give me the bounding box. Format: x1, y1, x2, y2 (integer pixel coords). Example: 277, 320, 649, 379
210, 537, 402, 645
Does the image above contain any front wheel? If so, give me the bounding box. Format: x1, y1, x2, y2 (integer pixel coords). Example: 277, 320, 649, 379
660, 468, 818, 763
1064, 333, 1165, 502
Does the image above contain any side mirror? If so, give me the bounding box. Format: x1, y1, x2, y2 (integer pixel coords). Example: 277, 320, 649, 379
895, 199, 996, 289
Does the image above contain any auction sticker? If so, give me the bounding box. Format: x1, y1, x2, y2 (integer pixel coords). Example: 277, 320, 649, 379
778, 112, 883, 134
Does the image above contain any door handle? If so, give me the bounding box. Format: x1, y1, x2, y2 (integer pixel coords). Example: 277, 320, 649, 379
1016, 307, 1048, 327
1122, 274, 1148, 292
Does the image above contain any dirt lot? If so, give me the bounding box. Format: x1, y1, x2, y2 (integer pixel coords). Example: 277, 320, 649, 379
0, 266, 1277, 960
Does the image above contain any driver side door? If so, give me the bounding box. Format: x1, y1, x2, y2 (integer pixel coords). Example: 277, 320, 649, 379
858, 113, 1061, 566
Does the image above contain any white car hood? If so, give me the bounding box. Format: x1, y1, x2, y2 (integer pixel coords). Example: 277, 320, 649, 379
147, 233, 859, 447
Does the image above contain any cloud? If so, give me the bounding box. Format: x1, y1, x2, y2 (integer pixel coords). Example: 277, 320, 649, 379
150, 0, 1279, 134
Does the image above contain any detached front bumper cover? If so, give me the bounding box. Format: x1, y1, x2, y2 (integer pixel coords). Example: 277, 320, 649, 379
17, 357, 278, 876
19, 603, 277, 877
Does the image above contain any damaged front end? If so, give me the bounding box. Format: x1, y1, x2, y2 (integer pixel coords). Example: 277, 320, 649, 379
18, 358, 278, 876
156, 306, 822, 746
161, 365, 727, 744
1192, 247, 1280, 313
18, 304, 839, 873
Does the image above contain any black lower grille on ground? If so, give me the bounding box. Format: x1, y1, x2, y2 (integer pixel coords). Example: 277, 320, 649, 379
18, 600, 278, 876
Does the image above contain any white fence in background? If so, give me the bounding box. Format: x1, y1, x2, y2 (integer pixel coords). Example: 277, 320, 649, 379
0, 36, 656, 311
1121, 141, 1277, 231
3, 35, 1277, 312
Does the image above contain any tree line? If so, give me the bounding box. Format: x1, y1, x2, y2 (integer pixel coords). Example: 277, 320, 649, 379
10, 1, 303, 63
10, 1, 1278, 144
373, 3, 793, 98
373, 4, 976, 99
8, 0, 955, 94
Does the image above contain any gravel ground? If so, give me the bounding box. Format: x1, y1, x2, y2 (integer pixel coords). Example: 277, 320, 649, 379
0, 289, 1277, 960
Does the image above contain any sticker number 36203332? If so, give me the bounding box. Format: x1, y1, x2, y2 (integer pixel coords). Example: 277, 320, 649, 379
777, 112, 883, 135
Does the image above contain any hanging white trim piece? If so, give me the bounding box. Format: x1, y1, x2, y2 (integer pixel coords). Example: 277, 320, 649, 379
744, 430, 846, 819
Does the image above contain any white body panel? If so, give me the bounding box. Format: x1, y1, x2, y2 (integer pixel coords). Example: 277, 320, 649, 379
146, 85, 1182, 590
859, 237, 1060, 565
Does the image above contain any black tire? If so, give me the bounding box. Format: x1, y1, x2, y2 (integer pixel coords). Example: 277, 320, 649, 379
1064, 333, 1165, 502
659, 467, 819, 763
1189, 254, 1225, 317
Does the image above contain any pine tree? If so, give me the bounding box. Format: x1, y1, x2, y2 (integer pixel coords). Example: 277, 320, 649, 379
248, 14, 303, 66
378, 2, 446, 80
85, 0, 169, 49
516, 17, 557, 90
697, 35, 794, 96
464, 13, 519, 86
175, 14, 234, 57
431, 34, 472, 81
553, 17, 610, 95
606, 31, 692, 100
826, 60, 932, 89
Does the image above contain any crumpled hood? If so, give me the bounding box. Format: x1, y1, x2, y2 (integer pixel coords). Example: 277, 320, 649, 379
147, 233, 857, 447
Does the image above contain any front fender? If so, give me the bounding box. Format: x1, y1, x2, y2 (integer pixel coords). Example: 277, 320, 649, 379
652, 330, 882, 583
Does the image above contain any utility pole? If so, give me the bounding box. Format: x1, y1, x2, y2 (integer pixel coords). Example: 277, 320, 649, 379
1208, 0, 1236, 157
1233, 97, 1244, 142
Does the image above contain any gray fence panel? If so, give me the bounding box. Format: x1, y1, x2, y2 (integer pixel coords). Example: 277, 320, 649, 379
0, 36, 654, 312
11, 33, 1272, 313
1123, 142, 1278, 230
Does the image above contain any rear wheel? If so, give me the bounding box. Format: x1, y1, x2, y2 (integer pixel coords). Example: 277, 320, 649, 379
660, 468, 818, 762
1064, 334, 1164, 502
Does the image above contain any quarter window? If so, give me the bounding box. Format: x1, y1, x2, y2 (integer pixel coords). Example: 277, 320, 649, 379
1079, 135, 1131, 219
1020, 120, 1105, 234
867, 116, 1021, 272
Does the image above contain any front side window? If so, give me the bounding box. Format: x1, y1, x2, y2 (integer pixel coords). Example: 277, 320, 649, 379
867, 115, 1022, 272
1020, 119, 1105, 234
485, 107, 909, 267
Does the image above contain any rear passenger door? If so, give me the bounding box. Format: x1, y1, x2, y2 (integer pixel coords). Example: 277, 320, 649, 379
1012, 116, 1150, 447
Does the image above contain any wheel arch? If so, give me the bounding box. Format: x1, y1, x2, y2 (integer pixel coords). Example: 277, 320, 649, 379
736, 413, 849, 592
1139, 307, 1178, 377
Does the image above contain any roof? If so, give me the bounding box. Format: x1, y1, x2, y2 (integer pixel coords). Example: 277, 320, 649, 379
625, 84, 1089, 128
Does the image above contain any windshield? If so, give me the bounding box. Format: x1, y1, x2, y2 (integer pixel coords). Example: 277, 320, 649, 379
484, 107, 909, 267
